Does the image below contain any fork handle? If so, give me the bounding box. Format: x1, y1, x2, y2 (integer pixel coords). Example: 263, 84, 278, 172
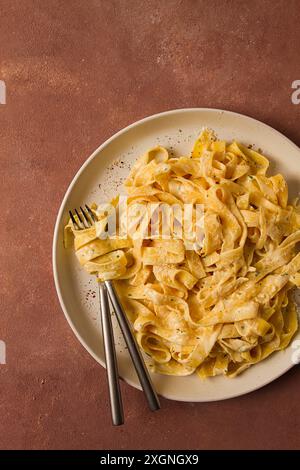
105, 280, 160, 412
99, 283, 124, 426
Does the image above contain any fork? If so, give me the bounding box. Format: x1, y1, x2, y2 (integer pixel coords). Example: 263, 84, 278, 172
69, 205, 160, 423
70, 206, 124, 425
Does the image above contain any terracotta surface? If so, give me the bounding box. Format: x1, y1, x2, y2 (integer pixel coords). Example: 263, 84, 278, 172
1, 0, 300, 450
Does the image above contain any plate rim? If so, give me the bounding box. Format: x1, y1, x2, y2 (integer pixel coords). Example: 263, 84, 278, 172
52, 107, 299, 402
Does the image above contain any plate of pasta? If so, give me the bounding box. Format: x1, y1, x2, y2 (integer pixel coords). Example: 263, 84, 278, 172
53, 108, 300, 401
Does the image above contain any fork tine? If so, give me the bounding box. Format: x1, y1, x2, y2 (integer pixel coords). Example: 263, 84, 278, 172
69, 210, 79, 230
75, 208, 85, 229
80, 206, 92, 228
70, 205, 97, 231
85, 204, 97, 222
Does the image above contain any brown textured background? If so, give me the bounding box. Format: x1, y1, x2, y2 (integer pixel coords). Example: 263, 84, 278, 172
1, 0, 300, 450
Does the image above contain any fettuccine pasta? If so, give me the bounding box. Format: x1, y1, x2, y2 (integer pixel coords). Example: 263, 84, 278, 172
65, 129, 300, 378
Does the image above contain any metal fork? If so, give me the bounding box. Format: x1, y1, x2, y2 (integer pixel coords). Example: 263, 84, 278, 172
70, 205, 124, 426
69, 205, 160, 423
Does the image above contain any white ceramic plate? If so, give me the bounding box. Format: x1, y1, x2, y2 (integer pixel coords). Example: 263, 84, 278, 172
53, 108, 300, 402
